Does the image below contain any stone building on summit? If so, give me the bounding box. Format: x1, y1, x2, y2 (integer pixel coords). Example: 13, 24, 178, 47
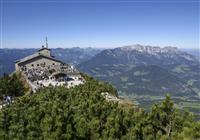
15, 38, 63, 71
15, 38, 84, 91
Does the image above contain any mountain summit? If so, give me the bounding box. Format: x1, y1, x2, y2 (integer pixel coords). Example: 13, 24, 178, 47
120, 44, 179, 54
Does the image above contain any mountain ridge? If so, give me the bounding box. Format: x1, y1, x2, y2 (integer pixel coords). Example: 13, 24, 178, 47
78, 44, 200, 98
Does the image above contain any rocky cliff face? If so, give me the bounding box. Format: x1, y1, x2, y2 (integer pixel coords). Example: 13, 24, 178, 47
98, 44, 198, 66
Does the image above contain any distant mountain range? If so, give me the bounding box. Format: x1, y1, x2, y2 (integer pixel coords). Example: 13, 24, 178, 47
181, 48, 200, 60
78, 44, 200, 98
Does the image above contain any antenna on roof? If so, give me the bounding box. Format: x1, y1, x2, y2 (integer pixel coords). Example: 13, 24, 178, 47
45, 37, 48, 48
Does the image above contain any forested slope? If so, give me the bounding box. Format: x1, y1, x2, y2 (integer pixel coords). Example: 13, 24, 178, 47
0, 74, 199, 140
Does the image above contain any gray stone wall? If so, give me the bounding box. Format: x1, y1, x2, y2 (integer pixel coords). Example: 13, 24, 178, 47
17, 57, 62, 70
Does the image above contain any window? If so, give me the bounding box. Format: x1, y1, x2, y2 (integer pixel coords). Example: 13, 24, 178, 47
37, 64, 39, 66
32, 64, 34, 67
53, 63, 55, 65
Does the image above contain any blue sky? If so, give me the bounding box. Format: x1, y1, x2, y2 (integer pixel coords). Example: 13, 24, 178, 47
0, 0, 199, 48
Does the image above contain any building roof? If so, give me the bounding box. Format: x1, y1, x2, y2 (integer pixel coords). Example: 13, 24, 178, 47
15, 52, 63, 65
15, 53, 39, 63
